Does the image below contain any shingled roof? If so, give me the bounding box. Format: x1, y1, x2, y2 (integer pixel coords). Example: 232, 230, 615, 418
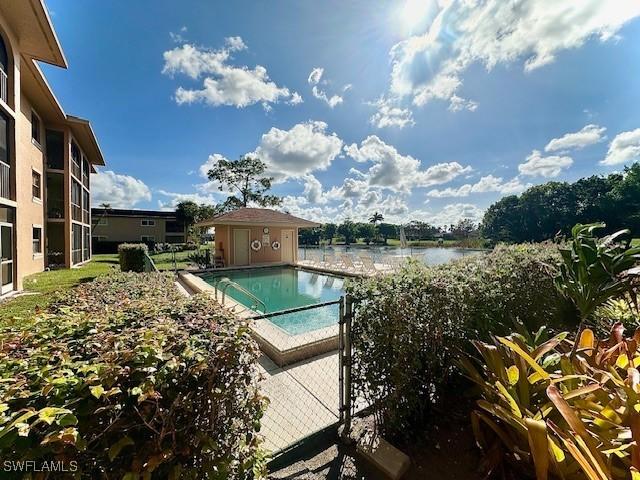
196, 208, 321, 228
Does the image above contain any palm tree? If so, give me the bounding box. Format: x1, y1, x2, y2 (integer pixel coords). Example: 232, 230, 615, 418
92, 202, 112, 230
369, 212, 384, 224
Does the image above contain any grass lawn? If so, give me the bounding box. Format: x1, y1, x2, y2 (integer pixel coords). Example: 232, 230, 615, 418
0, 254, 119, 321
149, 249, 197, 271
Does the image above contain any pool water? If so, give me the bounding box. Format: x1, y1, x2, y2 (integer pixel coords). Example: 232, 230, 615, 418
200, 266, 344, 335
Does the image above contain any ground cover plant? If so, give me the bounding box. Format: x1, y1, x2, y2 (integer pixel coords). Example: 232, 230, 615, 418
346, 242, 571, 438
0, 272, 266, 479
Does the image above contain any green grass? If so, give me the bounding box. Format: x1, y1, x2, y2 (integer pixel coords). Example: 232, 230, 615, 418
149, 246, 209, 271
0, 254, 119, 322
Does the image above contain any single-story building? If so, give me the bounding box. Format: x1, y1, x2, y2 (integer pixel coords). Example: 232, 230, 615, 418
91, 208, 186, 246
196, 208, 320, 267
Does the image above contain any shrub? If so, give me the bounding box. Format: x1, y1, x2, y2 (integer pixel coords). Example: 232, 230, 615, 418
118, 243, 149, 272
462, 323, 640, 479
346, 243, 572, 438
0, 272, 267, 479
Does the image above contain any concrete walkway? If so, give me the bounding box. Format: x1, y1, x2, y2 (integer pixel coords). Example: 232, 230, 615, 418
259, 350, 339, 452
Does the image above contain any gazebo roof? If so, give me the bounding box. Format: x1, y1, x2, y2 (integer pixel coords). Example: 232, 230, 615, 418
196, 208, 321, 228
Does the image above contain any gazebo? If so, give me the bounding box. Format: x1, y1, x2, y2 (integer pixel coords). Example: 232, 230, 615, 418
196, 208, 320, 267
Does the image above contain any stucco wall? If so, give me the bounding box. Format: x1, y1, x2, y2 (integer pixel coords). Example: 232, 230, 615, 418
93, 216, 169, 242
215, 224, 299, 266
14, 92, 46, 287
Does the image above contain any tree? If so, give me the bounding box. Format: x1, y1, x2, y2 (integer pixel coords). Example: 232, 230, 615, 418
369, 212, 384, 224
337, 220, 358, 245
176, 201, 222, 243
449, 219, 477, 240
207, 156, 281, 209
92, 202, 112, 230
299, 227, 322, 245
357, 223, 377, 245
322, 223, 337, 245
481, 164, 640, 243
377, 223, 398, 245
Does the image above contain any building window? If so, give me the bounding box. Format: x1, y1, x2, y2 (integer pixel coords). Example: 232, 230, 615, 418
71, 180, 82, 221
141, 235, 155, 242
31, 111, 41, 145
82, 157, 90, 188
32, 227, 42, 254
82, 189, 90, 224
32, 170, 41, 200
45, 130, 64, 170
92, 235, 108, 241
70, 141, 81, 179
0, 34, 8, 104
141, 219, 155, 227
72, 223, 82, 264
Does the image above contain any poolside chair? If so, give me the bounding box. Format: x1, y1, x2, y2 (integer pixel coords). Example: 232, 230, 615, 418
339, 254, 360, 274
358, 255, 379, 275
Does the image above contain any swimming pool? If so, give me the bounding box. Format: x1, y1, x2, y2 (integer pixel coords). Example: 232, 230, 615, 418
200, 266, 344, 335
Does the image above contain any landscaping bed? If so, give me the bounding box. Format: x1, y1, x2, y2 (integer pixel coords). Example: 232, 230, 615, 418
0, 272, 266, 478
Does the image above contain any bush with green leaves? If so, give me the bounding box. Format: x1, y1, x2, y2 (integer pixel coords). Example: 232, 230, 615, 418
0, 272, 267, 479
346, 243, 572, 438
118, 243, 149, 272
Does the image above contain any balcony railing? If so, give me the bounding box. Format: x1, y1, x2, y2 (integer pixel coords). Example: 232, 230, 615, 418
0, 68, 7, 104
0, 161, 10, 200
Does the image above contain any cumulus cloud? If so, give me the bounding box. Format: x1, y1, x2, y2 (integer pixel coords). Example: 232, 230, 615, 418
518, 150, 573, 177
251, 121, 344, 180
545, 124, 607, 152
426, 203, 485, 226
91, 171, 151, 208
369, 98, 415, 129
427, 174, 528, 197
307, 67, 348, 108
388, 1, 640, 111
156, 190, 220, 211
345, 135, 472, 192
601, 128, 640, 166
163, 38, 301, 109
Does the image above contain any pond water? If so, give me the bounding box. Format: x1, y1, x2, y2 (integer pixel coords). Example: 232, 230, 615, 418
298, 245, 486, 266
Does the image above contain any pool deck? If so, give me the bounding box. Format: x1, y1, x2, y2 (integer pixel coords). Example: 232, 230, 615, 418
176, 271, 341, 453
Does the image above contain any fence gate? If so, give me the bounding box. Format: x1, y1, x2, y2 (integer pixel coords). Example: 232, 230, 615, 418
257, 295, 353, 459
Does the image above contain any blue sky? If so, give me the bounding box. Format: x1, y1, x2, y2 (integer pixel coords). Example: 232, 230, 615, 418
42, 0, 640, 225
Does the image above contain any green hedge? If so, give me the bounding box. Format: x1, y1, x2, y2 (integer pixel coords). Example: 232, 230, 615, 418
0, 272, 267, 478
346, 243, 573, 438
118, 243, 148, 272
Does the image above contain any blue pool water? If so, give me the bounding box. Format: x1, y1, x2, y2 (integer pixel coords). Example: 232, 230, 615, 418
200, 266, 344, 335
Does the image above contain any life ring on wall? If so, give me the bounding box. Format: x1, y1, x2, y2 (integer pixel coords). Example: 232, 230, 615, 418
271, 241, 281, 251
251, 239, 262, 251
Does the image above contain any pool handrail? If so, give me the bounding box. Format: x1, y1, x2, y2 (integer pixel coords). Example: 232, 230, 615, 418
245, 299, 340, 320
216, 277, 267, 313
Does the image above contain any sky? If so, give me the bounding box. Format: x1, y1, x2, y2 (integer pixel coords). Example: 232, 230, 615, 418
42, 0, 640, 226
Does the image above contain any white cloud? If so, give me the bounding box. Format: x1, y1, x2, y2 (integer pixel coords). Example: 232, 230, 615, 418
156, 190, 220, 210
307, 67, 347, 108
251, 121, 344, 180
198, 153, 226, 179
426, 203, 485, 226
91, 171, 151, 208
545, 124, 607, 152
307, 68, 324, 85
518, 150, 573, 177
389, 1, 640, 110
427, 174, 528, 197
169, 26, 188, 44
601, 128, 640, 166
369, 98, 415, 129
448, 95, 478, 113
302, 174, 326, 204
345, 135, 472, 192
163, 39, 300, 109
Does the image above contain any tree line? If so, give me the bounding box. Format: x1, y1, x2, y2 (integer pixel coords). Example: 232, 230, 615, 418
481, 163, 640, 243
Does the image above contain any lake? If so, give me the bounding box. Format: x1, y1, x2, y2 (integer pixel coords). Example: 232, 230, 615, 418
298, 245, 486, 266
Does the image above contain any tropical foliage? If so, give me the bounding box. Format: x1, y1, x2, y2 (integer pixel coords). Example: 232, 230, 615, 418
463, 324, 640, 479
482, 163, 640, 243
0, 273, 266, 479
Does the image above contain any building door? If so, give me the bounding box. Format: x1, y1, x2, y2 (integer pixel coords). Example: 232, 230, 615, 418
1, 222, 13, 294
281, 229, 294, 263
233, 229, 250, 266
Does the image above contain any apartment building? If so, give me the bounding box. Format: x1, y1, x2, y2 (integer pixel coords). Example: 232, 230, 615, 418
91, 208, 186, 246
0, 1, 105, 295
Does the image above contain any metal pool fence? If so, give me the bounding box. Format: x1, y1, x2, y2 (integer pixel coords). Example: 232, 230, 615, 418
253, 295, 371, 460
